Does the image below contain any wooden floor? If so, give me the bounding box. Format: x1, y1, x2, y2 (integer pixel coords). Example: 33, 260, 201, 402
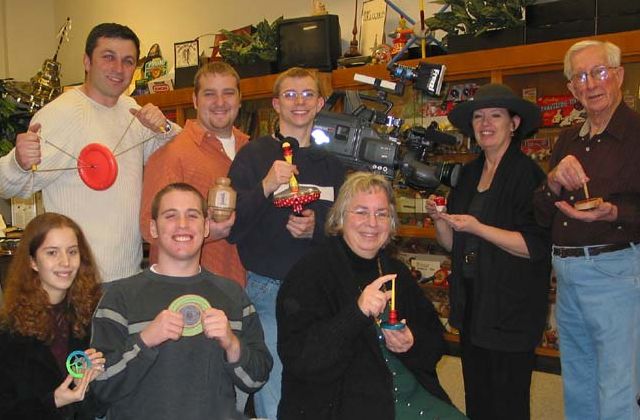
437, 355, 565, 419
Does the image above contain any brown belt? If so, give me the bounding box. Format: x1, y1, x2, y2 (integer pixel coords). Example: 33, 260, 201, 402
552, 242, 637, 258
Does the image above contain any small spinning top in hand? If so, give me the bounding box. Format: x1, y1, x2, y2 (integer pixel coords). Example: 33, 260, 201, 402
381, 275, 405, 330
434, 196, 447, 212
273, 142, 321, 215
574, 181, 602, 211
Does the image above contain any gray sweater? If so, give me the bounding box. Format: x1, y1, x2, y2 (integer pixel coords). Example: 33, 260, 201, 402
91, 269, 272, 420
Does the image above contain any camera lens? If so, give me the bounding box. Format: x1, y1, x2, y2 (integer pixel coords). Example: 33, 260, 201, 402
438, 162, 462, 188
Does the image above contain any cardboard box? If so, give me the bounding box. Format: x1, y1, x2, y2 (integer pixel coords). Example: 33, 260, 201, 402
397, 252, 457, 332
526, 0, 596, 27
598, 14, 640, 35
447, 27, 524, 54
526, 19, 595, 44
521, 138, 551, 160
147, 74, 174, 94
598, 0, 640, 16
11, 193, 43, 229
537, 95, 585, 127
397, 252, 449, 284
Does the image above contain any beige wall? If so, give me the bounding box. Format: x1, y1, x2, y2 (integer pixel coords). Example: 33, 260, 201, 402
4, 0, 439, 85
0, 0, 6, 78
3, 0, 55, 81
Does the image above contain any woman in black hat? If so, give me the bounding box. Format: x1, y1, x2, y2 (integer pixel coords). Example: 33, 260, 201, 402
426, 84, 552, 419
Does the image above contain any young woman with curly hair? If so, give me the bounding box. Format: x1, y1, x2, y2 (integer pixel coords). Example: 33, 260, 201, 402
0, 212, 106, 420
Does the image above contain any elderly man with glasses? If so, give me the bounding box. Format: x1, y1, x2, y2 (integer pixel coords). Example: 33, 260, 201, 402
534, 40, 640, 420
228, 67, 345, 420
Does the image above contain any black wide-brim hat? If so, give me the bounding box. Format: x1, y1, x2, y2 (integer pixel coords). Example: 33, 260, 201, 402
447, 84, 542, 140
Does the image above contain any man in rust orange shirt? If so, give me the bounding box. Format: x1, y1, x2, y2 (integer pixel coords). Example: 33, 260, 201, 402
140, 62, 248, 287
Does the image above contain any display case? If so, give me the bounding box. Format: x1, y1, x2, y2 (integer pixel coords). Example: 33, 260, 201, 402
135, 29, 640, 361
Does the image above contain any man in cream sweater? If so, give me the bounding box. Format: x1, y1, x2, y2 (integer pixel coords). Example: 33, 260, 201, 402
0, 23, 177, 282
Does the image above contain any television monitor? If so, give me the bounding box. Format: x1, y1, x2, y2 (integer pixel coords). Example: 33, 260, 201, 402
277, 15, 342, 72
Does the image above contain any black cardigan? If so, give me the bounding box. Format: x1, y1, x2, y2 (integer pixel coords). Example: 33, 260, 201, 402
276, 236, 450, 420
0, 328, 102, 420
447, 142, 551, 352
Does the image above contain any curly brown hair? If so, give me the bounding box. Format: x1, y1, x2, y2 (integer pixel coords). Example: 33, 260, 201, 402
0, 213, 102, 343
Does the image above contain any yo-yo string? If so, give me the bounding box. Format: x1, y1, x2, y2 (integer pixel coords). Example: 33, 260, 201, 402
37, 135, 91, 168
111, 113, 137, 155
113, 131, 160, 157
36, 165, 94, 172
112, 112, 169, 157
30, 135, 95, 191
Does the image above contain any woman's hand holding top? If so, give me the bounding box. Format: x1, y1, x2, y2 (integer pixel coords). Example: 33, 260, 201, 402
54, 373, 91, 408
382, 320, 414, 353
439, 213, 481, 235
357, 274, 395, 318
54, 348, 105, 408
427, 195, 454, 251
54, 348, 106, 408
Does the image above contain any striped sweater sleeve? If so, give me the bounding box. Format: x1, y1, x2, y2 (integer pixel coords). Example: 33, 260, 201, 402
90, 285, 159, 404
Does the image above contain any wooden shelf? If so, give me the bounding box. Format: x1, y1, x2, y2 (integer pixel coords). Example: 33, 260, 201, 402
135, 30, 640, 127
397, 224, 436, 239
330, 30, 640, 87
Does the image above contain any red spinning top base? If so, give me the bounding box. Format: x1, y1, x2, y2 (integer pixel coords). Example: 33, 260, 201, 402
380, 309, 405, 330
77, 143, 118, 190
273, 186, 321, 215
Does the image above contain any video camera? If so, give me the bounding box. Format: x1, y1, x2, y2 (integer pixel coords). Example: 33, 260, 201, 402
310, 62, 461, 191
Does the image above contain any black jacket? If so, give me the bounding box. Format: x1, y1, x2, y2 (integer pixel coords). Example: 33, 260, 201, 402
228, 135, 345, 280
276, 237, 450, 420
0, 328, 102, 420
448, 142, 551, 352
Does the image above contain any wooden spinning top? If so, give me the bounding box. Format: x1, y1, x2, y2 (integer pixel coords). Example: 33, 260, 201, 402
272, 142, 320, 214
575, 197, 603, 211
574, 181, 602, 211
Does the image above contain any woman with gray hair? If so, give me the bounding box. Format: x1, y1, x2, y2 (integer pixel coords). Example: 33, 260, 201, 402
276, 171, 466, 419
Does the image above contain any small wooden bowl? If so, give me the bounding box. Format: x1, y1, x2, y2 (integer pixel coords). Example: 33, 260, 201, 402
574, 197, 603, 211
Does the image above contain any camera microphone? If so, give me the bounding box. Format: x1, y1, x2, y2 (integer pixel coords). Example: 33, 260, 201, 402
353, 73, 405, 96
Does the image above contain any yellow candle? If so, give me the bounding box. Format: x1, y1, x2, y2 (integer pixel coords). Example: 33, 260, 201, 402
391, 275, 396, 310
